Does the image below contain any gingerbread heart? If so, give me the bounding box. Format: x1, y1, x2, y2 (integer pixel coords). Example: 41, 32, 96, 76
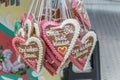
12, 37, 45, 72
42, 19, 81, 73
72, 0, 91, 29
70, 31, 97, 71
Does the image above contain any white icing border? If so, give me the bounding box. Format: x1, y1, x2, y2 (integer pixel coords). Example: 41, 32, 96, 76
72, 31, 97, 73
17, 28, 25, 38
57, 19, 81, 73
17, 55, 22, 63
23, 19, 40, 38
34, 23, 40, 37
24, 19, 32, 38
72, 61, 92, 73
26, 37, 43, 72
32, 67, 44, 77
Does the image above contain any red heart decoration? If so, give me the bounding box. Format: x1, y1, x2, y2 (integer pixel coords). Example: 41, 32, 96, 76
42, 19, 81, 73
58, 46, 67, 56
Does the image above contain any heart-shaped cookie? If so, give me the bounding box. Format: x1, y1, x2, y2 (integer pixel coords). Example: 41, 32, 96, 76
72, 0, 91, 29
60, 31, 97, 71
12, 37, 45, 72
70, 31, 97, 71
42, 19, 81, 73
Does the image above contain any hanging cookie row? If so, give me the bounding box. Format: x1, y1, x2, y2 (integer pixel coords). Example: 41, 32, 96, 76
12, 0, 97, 76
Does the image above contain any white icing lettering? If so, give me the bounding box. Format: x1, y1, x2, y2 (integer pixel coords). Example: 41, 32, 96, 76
72, 49, 79, 55
18, 47, 26, 53
55, 35, 67, 41
72, 42, 93, 58
63, 26, 74, 34
75, 49, 88, 58
53, 40, 69, 46
80, 42, 92, 51
46, 26, 74, 47
18, 46, 38, 53
24, 52, 37, 58
46, 30, 60, 36
26, 46, 38, 52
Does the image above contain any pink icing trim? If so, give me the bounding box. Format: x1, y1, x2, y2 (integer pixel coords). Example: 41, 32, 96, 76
21, 13, 32, 23
44, 61, 56, 75
79, 33, 83, 38
70, 31, 97, 71
12, 37, 37, 72
42, 19, 81, 73
45, 55, 54, 64
46, 48, 61, 66
45, 54, 58, 69
30, 60, 37, 65
76, 39, 82, 45
40, 21, 60, 73
67, 39, 84, 70
80, 57, 86, 64
42, 21, 64, 61
72, 0, 91, 29
40, 21, 60, 66
69, 54, 83, 70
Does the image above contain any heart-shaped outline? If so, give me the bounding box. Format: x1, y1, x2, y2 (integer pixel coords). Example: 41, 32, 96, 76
23, 19, 32, 38
19, 19, 40, 38
57, 46, 67, 56
71, 31, 97, 71
60, 31, 97, 72
12, 37, 44, 72
42, 19, 81, 73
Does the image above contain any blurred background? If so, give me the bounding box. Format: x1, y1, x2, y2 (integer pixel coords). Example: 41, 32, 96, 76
85, 0, 120, 80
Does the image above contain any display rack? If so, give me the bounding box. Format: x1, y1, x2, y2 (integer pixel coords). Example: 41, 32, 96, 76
62, 41, 101, 80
